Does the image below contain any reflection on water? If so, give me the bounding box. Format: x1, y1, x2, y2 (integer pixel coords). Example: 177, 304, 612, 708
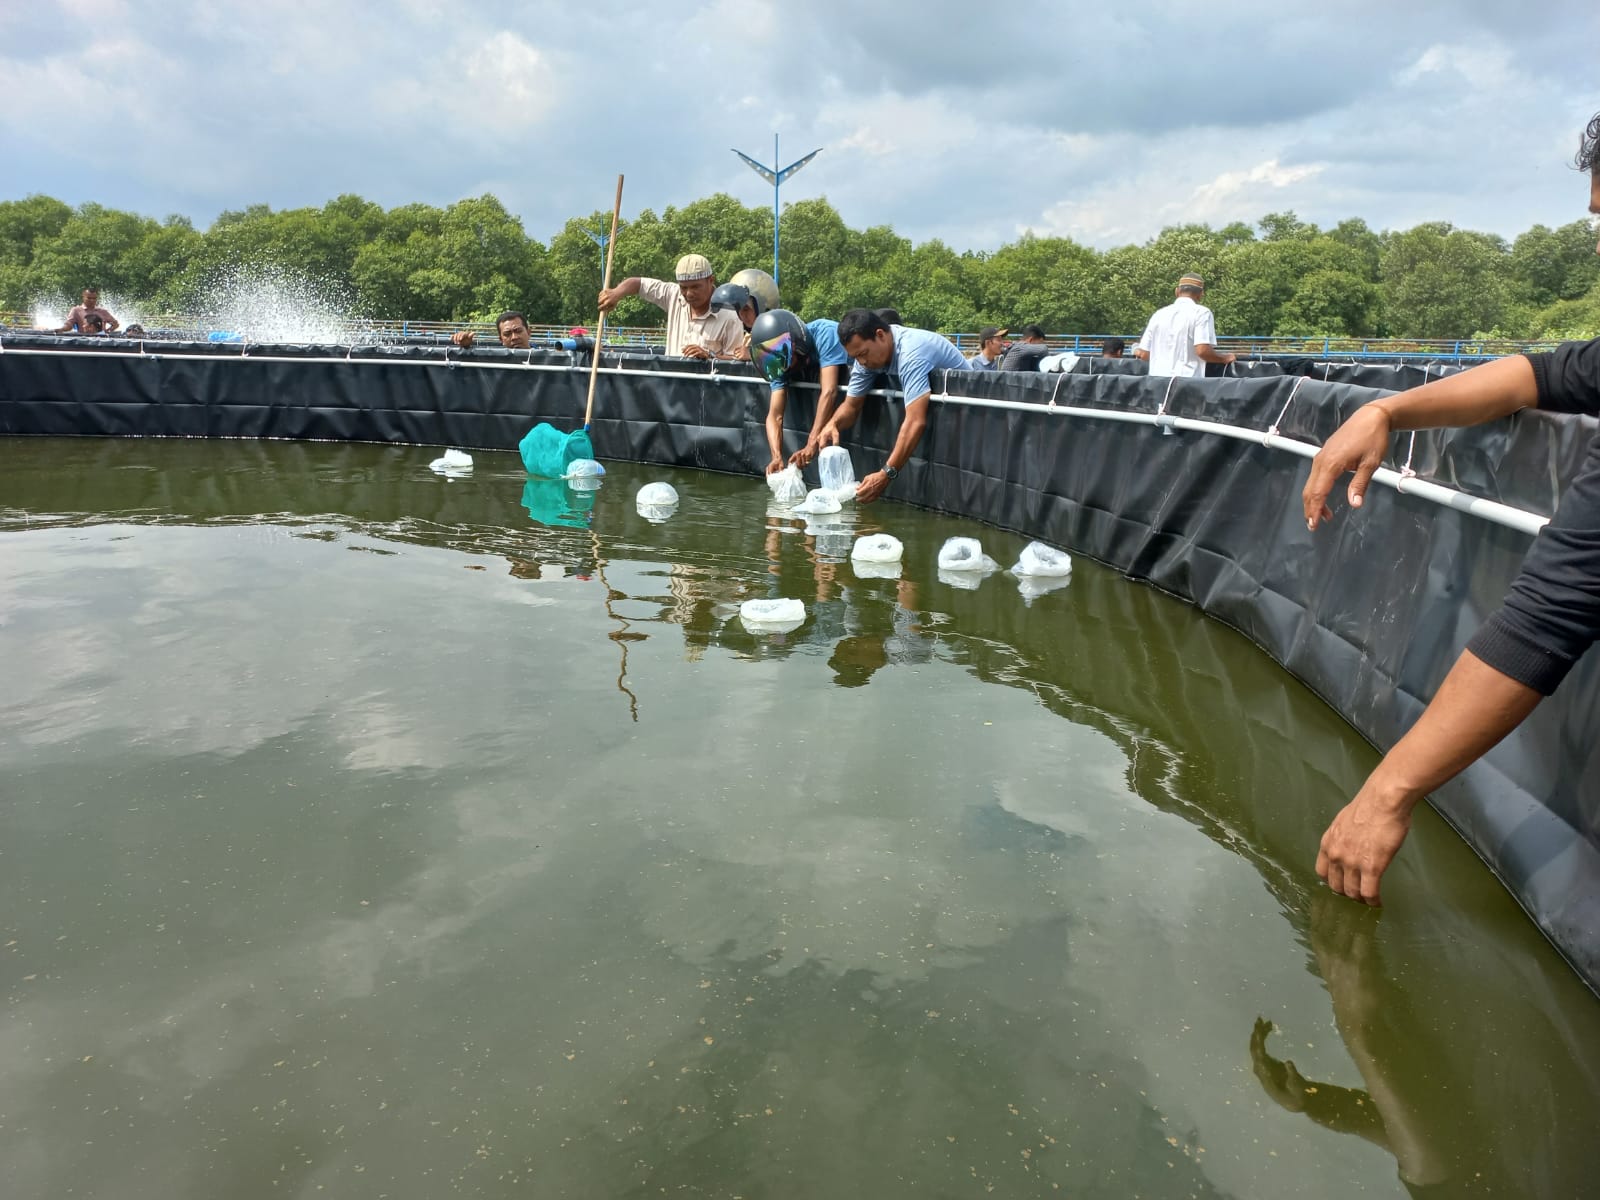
0, 438, 1596, 1199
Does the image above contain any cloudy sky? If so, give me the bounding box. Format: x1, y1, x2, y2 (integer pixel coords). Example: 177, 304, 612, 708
4, 0, 1597, 252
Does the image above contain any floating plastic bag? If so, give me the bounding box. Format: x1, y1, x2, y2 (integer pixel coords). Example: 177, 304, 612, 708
636, 482, 678, 506
563, 458, 605, 491
851, 533, 904, 563
817, 445, 857, 494
429, 449, 473, 477
1012, 540, 1073, 577
767, 464, 806, 505
937, 536, 999, 573
739, 597, 807, 634
793, 488, 842, 515
636, 482, 679, 524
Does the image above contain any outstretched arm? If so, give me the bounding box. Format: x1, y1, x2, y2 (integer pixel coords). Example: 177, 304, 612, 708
1302, 355, 1538, 530
791, 365, 845, 467
1317, 650, 1540, 904
856, 394, 929, 504
597, 276, 644, 313
764, 386, 788, 474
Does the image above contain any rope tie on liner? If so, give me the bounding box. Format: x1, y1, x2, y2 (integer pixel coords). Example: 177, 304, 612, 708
1264, 377, 1307, 444
1393, 363, 1431, 488
1154, 374, 1179, 434
1047, 370, 1069, 410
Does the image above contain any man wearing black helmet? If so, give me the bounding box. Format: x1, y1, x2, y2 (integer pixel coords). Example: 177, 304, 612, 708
749, 309, 852, 474
710, 282, 762, 361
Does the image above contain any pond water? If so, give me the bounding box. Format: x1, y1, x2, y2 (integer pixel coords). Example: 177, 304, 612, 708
1, 438, 1596, 1199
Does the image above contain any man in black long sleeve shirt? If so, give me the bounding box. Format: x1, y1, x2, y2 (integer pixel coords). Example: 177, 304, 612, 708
1301, 113, 1600, 904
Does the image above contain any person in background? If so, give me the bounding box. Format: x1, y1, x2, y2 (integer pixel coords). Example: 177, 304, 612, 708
819, 308, 971, 503
999, 324, 1051, 372
968, 326, 1009, 370
1101, 336, 1126, 359
57, 287, 118, 335
748, 308, 851, 474
1134, 275, 1237, 377
874, 308, 902, 326
1300, 109, 1600, 906
597, 253, 746, 360
451, 310, 533, 349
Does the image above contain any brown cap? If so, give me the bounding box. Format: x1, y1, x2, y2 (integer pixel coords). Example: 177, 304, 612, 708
979, 326, 1008, 341
1178, 274, 1205, 289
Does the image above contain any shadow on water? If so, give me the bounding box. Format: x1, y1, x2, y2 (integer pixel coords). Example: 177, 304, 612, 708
1, 436, 1597, 1197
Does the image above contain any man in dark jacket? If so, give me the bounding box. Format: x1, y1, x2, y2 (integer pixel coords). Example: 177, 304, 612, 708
1301, 110, 1600, 905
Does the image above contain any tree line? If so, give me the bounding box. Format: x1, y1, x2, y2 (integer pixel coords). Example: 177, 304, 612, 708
2, 191, 1597, 341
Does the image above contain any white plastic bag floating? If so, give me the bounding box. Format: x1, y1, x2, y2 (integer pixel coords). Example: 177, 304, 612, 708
817, 445, 857, 493
851, 533, 904, 563
636, 482, 678, 506
852, 559, 902, 580
564, 458, 606, 490
636, 492, 678, 524
767, 463, 806, 505
1012, 540, 1073, 577
429, 449, 473, 476
937, 536, 999, 573
739, 597, 807, 634
793, 488, 842, 515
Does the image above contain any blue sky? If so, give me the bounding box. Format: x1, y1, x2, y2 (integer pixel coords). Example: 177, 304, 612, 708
4, 0, 1597, 249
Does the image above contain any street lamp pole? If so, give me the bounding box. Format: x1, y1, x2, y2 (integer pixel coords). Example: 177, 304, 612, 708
582, 227, 610, 280
732, 134, 822, 286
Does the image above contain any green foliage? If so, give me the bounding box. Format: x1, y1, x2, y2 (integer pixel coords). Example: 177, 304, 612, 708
2, 190, 1593, 341
1379, 222, 1510, 340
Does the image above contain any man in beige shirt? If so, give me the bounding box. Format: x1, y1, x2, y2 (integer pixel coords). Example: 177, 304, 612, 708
597, 253, 747, 359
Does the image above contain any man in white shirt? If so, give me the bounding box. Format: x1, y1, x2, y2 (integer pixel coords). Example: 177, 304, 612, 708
1134, 274, 1237, 377
597, 253, 747, 360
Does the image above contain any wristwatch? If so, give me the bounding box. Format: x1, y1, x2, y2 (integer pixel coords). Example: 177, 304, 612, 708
883, 464, 899, 481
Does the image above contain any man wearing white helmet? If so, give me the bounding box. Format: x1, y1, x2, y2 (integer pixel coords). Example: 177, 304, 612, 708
597, 253, 747, 360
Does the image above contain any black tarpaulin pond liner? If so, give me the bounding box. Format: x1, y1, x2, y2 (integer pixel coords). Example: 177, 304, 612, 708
0, 332, 1595, 996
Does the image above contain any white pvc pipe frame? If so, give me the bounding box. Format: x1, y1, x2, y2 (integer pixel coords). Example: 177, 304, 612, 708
0, 342, 1550, 538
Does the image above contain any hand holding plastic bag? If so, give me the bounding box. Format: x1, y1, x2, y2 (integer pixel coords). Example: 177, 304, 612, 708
767, 463, 806, 505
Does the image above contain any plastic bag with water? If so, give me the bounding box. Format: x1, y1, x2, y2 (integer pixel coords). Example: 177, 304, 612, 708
636, 481, 679, 524
767, 464, 806, 505
1012, 540, 1073, 577
937, 536, 999, 573
793, 488, 842, 515
564, 458, 606, 491
636, 482, 678, 506
429, 449, 473, 477
851, 533, 904, 563
817, 446, 857, 494
739, 597, 807, 634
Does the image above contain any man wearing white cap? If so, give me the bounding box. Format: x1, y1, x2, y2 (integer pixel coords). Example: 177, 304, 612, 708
1134, 274, 1238, 377
598, 253, 747, 359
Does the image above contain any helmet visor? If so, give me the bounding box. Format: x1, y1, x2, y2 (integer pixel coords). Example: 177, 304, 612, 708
753, 330, 795, 384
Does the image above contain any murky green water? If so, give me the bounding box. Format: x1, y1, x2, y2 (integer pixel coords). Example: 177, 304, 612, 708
1, 438, 1596, 1199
